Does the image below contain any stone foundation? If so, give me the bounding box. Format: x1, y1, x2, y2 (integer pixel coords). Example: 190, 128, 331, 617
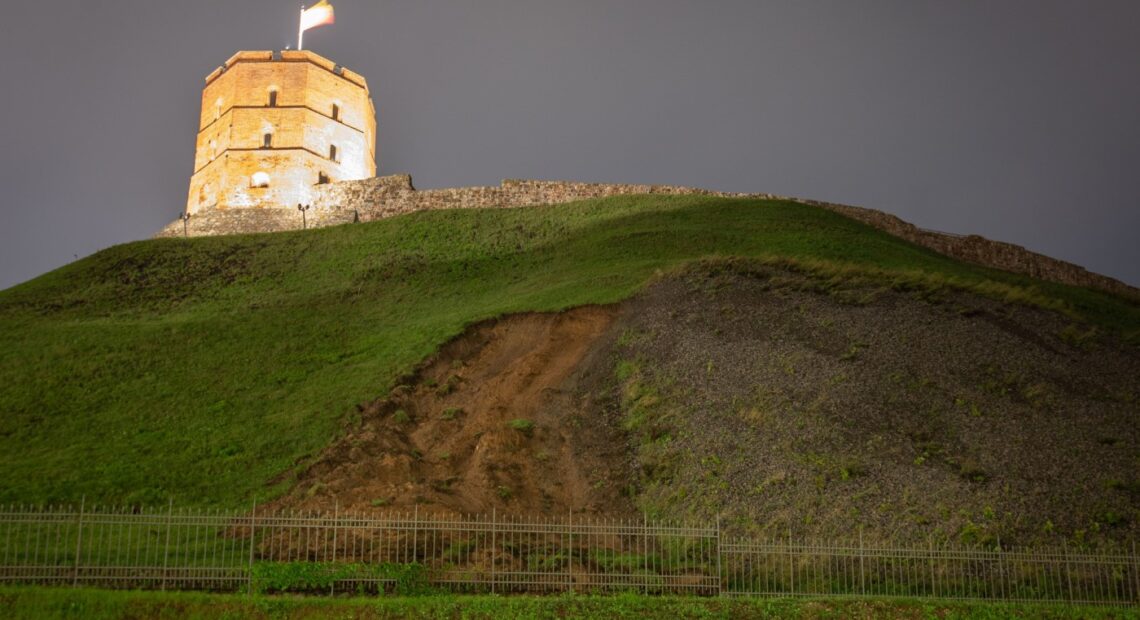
156, 207, 356, 238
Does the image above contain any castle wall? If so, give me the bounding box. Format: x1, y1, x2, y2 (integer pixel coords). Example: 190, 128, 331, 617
191, 112, 232, 173
187, 51, 375, 214
157, 204, 357, 238
186, 157, 225, 212
302, 66, 377, 166
766, 198, 1140, 301
309, 176, 738, 218
220, 151, 326, 210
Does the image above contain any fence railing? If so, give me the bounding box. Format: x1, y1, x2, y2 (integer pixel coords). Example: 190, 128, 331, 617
0, 503, 1136, 606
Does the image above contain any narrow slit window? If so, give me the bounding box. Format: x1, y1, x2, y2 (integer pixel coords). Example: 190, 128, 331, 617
331, 104, 340, 121
268, 90, 278, 107
262, 133, 273, 148
329, 144, 338, 161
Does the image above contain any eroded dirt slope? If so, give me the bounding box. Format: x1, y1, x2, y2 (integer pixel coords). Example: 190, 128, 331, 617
268, 306, 634, 516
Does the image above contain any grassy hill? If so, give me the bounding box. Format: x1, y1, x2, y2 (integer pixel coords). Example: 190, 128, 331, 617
1, 587, 1130, 619
1, 195, 1137, 508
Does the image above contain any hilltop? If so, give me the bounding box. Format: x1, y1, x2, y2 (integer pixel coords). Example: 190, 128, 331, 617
1, 195, 1137, 546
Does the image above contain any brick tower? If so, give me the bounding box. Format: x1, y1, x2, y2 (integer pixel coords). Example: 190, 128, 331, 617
185, 50, 376, 215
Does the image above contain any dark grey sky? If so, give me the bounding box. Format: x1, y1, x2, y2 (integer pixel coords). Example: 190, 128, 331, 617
2, 1, 1138, 290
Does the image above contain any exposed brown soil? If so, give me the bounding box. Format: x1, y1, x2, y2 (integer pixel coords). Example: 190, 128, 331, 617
271, 261, 1140, 546
267, 305, 636, 516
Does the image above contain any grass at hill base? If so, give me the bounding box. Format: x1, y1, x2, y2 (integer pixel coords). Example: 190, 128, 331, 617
1, 587, 1135, 620
1, 195, 1137, 507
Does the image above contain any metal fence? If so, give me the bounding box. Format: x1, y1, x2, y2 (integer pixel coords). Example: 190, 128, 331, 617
0, 503, 1136, 606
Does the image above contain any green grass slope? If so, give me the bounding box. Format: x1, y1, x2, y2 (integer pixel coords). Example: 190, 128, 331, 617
1, 196, 1136, 507
3, 588, 1132, 620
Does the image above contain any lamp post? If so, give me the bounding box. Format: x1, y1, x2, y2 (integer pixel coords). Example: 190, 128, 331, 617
297, 203, 311, 229
178, 211, 192, 237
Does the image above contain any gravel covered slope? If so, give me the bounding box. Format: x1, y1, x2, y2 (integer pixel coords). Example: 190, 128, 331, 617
603, 261, 1139, 547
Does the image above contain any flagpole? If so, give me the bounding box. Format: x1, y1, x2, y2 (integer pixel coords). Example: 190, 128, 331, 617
298, 5, 305, 50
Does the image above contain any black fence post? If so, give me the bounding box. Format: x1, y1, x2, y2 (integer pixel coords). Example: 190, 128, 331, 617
71, 497, 85, 587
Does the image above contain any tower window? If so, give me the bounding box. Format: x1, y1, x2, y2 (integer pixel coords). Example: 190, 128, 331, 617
251, 172, 270, 188
262, 133, 273, 148
209, 139, 217, 160
331, 104, 340, 121
318, 172, 330, 185
329, 144, 338, 161
268, 89, 278, 107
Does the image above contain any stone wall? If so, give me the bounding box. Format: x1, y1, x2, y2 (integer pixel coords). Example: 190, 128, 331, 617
308, 175, 743, 220
798, 199, 1140, 301
157, 174, 1139, 302
155, 206, 355, 238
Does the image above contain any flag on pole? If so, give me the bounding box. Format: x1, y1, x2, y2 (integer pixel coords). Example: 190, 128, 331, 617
300, 1, 336, 32
298, 1, 335, 50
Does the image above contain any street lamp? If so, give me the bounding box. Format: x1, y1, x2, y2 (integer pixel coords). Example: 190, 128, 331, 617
297, 203, 311, 229
178, 211, 192, 237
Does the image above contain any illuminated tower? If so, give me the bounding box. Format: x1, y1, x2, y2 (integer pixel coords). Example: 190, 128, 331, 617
186, 50, 376, 214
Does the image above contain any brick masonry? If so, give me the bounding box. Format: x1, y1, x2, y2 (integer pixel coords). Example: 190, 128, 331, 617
186, 51, 376, 216
156, 174, 1139, 302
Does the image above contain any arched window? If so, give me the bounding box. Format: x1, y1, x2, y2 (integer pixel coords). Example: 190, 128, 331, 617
209, 139, 218, 161
331, 104, 340, 121
262, 133, 273, 149
267, 88, 278, 107
329, 144, 338, 161
251, 172, 270, 188
214, 98, 224, 120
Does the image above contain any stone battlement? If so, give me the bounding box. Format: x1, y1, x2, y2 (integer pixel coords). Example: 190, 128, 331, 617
156, 175, 1139, 302
206, 50, 369, 90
